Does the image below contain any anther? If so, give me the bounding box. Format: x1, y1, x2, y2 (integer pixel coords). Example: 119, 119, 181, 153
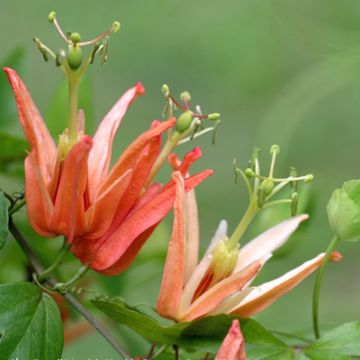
180, 91, 191, 103
208, 113, 221, 121
304, 174, 314, 183
48, 11, 56, 23
162, 84, 170, 97
244, 168, 255, 177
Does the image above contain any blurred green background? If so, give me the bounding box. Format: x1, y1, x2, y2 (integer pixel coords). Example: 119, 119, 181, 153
1, 0, 360, 358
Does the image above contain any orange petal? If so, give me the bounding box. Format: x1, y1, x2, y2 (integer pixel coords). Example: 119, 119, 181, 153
231, 252, 342, 318
88, 83, 144, 199
4, 67, 56, 187
84, 169, 133, 239
51, 136, 92, 242
215, 320, 246, 360
157, 172, 186, 320
83, 170, 212, 272
181, 261, 262, 322
24, 155, 56, 237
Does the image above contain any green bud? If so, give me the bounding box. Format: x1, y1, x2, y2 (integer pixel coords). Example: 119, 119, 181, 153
70, 32, 81, 44
259, 178, 274, 196
244, 168, 255, 177
180, 91, 191, 102
112, 21, 121, 33
48, 11, 56, 23
270, 144, 280, 155
327, 180, 360, 241
208, 113, 221, 121
304, 174, 314, 183
176, 111, 193, 133
162, 84, 170, 97
67, 45, 83, 70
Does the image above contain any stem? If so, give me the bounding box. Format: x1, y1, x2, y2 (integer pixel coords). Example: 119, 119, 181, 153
147, 343, 157, 360
56, 264, 89, 291
68, 76, 80, 142
8, 218, 131, 360
228, 200, 259, 249
38, 239, 69, 281
312, 235, 340, 339
8, 199, 26, 215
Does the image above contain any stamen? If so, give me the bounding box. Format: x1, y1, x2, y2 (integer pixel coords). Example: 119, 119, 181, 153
48, 11, 72, 45
269, 144, 280, 178
78, 21, 120, 46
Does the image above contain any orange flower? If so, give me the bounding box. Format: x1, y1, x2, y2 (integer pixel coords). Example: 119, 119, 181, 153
5, 68, 212, 274
157, 171, 341, 321
215, 320, 246, 360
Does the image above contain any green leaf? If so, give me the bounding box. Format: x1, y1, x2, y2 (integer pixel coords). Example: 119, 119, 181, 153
0, 191, 9, 249
304, 322, 360, 359
0, 48, 26, 129
241, 319, 295, 359
0, 282, 63, 360
46, 75, 94, 137
327, 180, 360, 241
92, 297, 294, 357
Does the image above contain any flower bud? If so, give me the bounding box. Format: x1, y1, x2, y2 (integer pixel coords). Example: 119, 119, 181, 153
327, 180, 360, 241
176, 111, 193, 133
67, 45, 83, 70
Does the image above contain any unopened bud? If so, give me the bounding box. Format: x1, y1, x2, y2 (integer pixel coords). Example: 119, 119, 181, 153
208, 113, 221, 121
180, 91, 191, 102
176, 111, 193, 133
48, 11, 56, 23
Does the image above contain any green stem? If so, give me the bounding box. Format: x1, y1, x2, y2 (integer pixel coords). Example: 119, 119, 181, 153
68, 76, 80, 142
8, 199, 26, 215
228, 200, 259, 249
37, 239, 69, 281
55, 264, 90, 292
312, 235, 340, 339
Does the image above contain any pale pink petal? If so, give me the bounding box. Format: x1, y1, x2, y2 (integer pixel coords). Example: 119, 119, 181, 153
157, 172, 186, 320
184, 189, 200, 282
231, 252, 342, 318
235, 214, 308, 272
205, 220, 228, 255
215, 320, 246, 360
87, 83, 145, 199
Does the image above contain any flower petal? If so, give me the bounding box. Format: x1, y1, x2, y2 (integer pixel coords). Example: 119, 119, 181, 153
215, 320, 246, 360
4, 67, 56, 186
24, 155, 55, 237
157, 172, 186, 320
205, 220, 228, 255
97, 118, 175, 201
51, 136, 92, 242
181, 260, 262, 322
82, 170, 213, 271
88, 83, 144, 198
231, 252, 342, 318
235, 214, 308, 272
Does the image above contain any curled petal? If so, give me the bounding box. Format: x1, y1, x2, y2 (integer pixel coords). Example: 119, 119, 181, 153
231, 252, 342, 318
78, 170, 213, 271
51, 136, 92, 242
4, 67, 56, 186
24, 155, 55, 237
181, 260, 262, 322
215, 320, 246, 360
88, 82, 144, 198
157, 172, 186, 320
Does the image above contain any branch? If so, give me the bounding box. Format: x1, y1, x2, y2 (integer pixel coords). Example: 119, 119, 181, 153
8, 217, 132, 360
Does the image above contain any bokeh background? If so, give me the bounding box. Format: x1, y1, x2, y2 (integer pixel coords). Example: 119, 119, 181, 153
1, 0, 360, 358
